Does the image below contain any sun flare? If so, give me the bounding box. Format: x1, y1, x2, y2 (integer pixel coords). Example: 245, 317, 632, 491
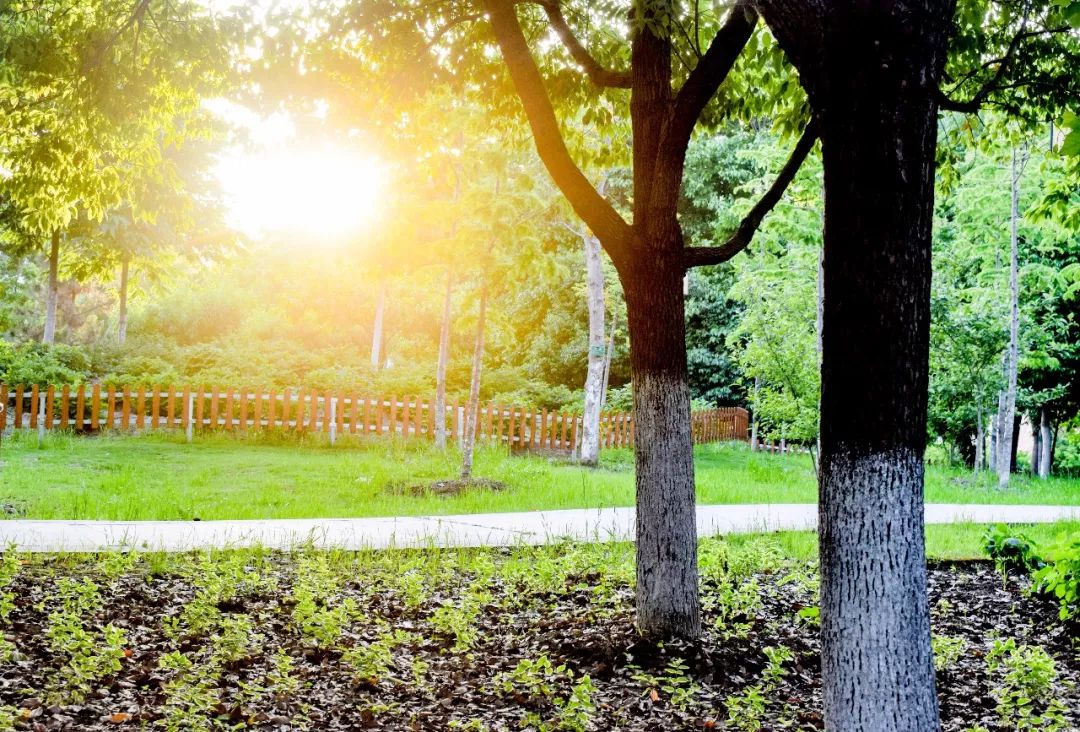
215, 146, 385, 241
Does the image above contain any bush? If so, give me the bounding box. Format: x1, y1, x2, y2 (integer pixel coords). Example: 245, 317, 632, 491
0, 340, 90, 386
1054, 428, 1080, 477
982, 524, 1044, 575
1034, 537, 1080, 620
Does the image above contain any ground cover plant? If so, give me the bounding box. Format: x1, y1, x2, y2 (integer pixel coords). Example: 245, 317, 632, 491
3, 435, 1080, 522
0, 534, 1077, 731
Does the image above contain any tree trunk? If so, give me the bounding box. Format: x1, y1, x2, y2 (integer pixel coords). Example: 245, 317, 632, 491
1031, 414, 1041, 477
995, 148, 1022, 488
117, 255, 130, 346
1038, 408, 1053, 479
620, 252, 699, 640
1009, 414, 1021, 473
599, 310, 617, 412
750, 376, 760, 451
434, 270, 453, 449
974, 401, 984, 473
42, 230, 60, 345
804, 5, 946, 727
460, 282, 488, 480
581, 232, 606, 466
370, 278, 387, 370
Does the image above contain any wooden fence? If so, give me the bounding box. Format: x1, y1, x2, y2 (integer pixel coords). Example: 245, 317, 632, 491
0, 384, 749, 449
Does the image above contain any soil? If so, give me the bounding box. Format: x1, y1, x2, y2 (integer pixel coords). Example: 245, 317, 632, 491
0, 556, 1076, 731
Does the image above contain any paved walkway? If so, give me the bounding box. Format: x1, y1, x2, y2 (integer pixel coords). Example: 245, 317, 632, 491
2, 504, 1079, 552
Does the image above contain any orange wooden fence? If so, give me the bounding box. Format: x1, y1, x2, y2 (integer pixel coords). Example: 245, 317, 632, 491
0, 384, 749, 449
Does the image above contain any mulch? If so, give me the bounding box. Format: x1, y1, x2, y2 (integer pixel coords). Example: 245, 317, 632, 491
0, 556, 1075, 731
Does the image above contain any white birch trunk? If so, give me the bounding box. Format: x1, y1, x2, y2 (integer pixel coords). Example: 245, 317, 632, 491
460, 283, 488, 480
370, 278, 387, 370
117, 255, 130, 346
580, 232, 606, 466
434, 270, 453, 450
42, 230, 60, 345
995, 148, 1022, 488
1038, 408, 1053, 479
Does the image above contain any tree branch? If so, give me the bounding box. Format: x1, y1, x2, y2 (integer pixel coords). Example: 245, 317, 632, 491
484, 0, 632, 253
538, 1, 631, 88
935, 11, 1063, 113
684, 118, 817, 269
666, 2, 757, 156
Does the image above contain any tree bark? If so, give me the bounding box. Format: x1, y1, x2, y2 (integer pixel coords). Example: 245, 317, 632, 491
750, 376, 760, 451
370, 278, 387, 370
1031, 413, 1041, 477
621, 249, 700, 640
581, 232, 606, 466
1038, 408, 1053, 479
117, 254, 130, 346
995, 148, 1022, 488
434, 270, 453, 449
759, 2, 949, 727
974, 400, 985, 473
1009, 413, 1021, 473
460, 282, 488, 480
43, 230, 60, 345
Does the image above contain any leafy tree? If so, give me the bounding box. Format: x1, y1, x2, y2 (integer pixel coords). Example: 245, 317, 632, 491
753, 0, 1079, 726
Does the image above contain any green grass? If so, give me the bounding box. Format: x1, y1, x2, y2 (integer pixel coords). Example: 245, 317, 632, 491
0, 430, 1078, 521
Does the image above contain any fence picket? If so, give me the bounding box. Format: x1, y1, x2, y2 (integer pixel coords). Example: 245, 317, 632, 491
60, 385, 70, 429
119, 387, 130, 431
29, 385, 39, 429
3, 382, 749, 449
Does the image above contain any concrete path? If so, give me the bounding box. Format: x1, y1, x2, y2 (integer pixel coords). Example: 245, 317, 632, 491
2, 503, 1079, 553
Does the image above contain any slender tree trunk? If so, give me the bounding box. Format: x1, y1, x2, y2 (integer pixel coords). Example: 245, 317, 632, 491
995, 148, 1022, 488
460, 282, 489, 480
434, 270, 453, 449
620, 249, 699, 640
1031, 415, 1041, 477
1009, 414, 1021, 473
370, 278, 387, 370
117, 255, 130, 346
974, 402, 985, 473
1038, 408, 1053, 479
599, 310, 617, 411
800, 6, 946, 727
750, 376, 760, 451
581, 232, 606, 466
42, 230, 60, 345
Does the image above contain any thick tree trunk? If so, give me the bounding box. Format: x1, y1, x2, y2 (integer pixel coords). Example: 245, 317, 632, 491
434, 270, 453, 450
581, 232, 606, 466
42, 230, 60, 345
806, 5, 946, 728
460, 283, 488, 480
995, 148, 1022, 488
1038, 408, 1053, 479
621, 252, 699, 640
117, 255, 130, 346
370, 278, 387, 370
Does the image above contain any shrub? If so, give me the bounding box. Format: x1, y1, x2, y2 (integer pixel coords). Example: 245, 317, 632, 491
0, 340, 90, 386
1033, 536, 1080, 620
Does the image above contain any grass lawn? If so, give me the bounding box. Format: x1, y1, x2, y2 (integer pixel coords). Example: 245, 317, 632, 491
1, 430, 1078, 521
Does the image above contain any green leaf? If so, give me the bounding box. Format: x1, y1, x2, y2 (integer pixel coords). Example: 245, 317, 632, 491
1060, 128, 1080, 157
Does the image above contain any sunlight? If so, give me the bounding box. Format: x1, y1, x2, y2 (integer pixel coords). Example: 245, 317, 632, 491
214, 146, 385, 241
